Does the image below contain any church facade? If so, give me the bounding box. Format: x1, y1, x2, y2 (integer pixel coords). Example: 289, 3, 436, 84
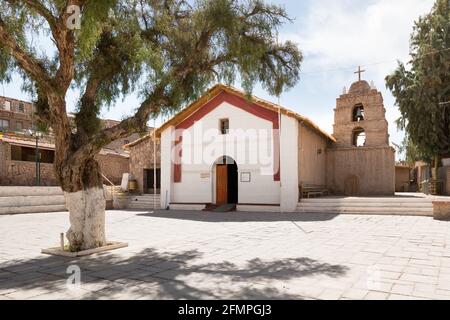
152, 80, 395, 212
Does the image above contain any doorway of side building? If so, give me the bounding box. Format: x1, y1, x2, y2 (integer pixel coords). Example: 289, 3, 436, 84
143, 168, 161, 194
215, 156, 238, 206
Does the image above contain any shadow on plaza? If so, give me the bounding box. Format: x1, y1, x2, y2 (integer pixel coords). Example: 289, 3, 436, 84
136, 210, 339, 223
0, 248, 348, 300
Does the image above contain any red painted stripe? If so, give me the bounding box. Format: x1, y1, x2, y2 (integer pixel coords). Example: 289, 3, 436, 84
173, 90, 281, 183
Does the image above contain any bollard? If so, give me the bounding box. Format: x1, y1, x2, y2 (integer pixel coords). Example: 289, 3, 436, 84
60, 233, 65, 250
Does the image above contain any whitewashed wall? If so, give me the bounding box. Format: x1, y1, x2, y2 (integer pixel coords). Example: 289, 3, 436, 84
161, 101, 283, 206
280, 114, 299, 212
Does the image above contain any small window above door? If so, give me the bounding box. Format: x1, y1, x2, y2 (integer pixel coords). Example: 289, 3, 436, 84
220, 119, 229, 135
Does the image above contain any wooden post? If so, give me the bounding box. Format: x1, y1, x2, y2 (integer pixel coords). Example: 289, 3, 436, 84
60, 233, 65, 250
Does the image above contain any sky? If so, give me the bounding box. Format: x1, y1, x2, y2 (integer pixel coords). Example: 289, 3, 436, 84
0, 0, 436, 157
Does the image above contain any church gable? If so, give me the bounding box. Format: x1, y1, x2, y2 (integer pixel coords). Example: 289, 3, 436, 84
174, 89, 279, 131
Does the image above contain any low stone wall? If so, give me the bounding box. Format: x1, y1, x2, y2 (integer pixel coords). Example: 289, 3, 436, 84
96, 154, 129, 185
0, 186, 63, 197
2, 160, 58, 186
446, 167, 450, 196
433, 201, 450, 221
0, 141, 129, 186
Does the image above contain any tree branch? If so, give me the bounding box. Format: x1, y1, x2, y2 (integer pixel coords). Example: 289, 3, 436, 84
22, 0, 57, 31
0, 17, 55, 92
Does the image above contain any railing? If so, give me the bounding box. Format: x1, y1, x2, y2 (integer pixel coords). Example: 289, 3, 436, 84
101, 173, 116, 199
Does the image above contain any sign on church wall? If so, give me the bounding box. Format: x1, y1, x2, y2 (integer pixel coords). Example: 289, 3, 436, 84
240, 172, 251, 183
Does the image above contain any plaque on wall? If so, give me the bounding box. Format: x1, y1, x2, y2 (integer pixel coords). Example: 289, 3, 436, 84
200, 172, 211, 179
240, 172, 251, 183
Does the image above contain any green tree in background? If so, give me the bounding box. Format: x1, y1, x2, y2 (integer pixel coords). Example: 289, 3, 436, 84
386, 0, 450, 190
0, 0, 302, 250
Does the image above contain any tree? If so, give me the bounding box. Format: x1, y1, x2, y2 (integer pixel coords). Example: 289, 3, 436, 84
0, 0, 302, 250
393, 133, 431, 166
386, 0, 450, 185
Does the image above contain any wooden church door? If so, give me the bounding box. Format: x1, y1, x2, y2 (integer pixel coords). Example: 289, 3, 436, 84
216, 164, 228, 205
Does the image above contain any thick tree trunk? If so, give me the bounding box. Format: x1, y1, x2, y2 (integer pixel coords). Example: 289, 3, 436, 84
65, 187, 106, 251
57, 156, 107, 251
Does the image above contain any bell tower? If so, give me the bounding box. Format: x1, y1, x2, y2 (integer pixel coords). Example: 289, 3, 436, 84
326, 68, 395, 196
332, 68, 389, 148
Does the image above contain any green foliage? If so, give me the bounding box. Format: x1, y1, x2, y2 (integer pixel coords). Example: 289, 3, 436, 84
386, 0, 450, 159
0, 0, 302, 144
393, 133, 431, 165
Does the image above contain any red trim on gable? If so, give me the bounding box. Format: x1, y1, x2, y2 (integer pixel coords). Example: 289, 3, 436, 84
173, 90, 281, 183
176, 91, 279, 130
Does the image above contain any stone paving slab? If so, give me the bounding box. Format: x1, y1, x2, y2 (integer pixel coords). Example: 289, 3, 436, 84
1, 210, 450, 300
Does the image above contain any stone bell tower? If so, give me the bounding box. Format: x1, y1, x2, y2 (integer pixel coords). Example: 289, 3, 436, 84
326, 67, 395, 196
333, 67, 389, 148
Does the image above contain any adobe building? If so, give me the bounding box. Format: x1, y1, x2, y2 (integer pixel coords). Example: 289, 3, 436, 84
124, 130, 161, 194
0, 97, 140, 186
155, 84, 335, 212
0, 132, 130, 186
0, 96, 35, 133
148, 78, 395, 211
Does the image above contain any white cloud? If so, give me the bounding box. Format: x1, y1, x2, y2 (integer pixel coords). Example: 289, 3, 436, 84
285, 0, 433, 74
278, 0, 435, 153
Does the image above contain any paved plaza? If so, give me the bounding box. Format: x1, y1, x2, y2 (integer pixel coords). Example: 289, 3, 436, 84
1, 210, 450, 300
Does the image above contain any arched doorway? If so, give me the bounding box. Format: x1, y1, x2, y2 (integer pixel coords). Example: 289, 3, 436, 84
214, 156, 238, 206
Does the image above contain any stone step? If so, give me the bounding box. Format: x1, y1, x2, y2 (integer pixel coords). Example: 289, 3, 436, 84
128, 205, 161, 208
127, 205, 161, 210
296, 206, 432, 216
128, 202, 161, 207
297, 206, 433, 212
0, 186, 63, 197
298, 202, 433, 208
0, 204, 67, 215
301, 199, 432, 204
295, 210, 432, 217
0, 195, 66, 207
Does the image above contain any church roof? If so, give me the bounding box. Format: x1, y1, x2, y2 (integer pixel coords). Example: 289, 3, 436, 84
155, 84, 335, 142
123, 128, 157, 149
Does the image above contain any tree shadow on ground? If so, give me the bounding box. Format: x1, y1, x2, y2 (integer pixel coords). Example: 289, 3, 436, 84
0, 248, 348, 300
135, 211, 338, 223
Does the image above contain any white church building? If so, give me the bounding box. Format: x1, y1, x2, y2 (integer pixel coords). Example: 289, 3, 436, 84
155, 84, 337, 212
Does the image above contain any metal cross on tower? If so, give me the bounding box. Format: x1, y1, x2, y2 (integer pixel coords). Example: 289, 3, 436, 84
354, 66, 366, 81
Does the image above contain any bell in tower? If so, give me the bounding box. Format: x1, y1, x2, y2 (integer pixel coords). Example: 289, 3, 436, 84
331, 67, 389, 148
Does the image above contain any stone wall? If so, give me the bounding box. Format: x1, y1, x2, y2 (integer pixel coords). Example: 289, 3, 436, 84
395, 166, 411, 192
433, 201, 450, 221
0, 142, 8, 184
129, 136, 161, 194
96, 154, 130, 185
326, 146, 395, 196
445, 167, 450, 196
0, 141, 129, 186
0, 141, 58, 186
333, 81, 390, 148
298, 123, 329, 187
105, 133, 141, 151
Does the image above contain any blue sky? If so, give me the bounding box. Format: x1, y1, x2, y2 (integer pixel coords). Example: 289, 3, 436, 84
0, 0, 436, 156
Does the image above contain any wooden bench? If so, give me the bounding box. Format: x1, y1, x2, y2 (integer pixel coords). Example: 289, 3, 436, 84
299, 185, 329, 199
